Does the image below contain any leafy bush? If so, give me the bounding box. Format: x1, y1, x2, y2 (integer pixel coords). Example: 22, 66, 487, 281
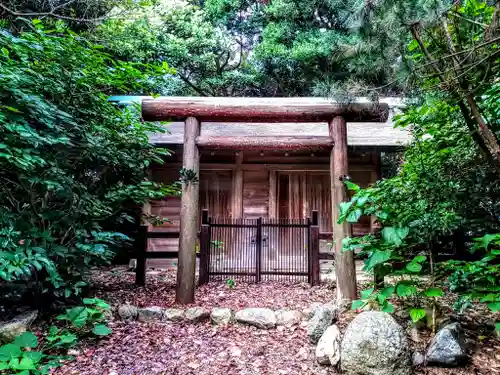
0, 298, 112, 374
339, 91, 500, 332
0, 21, 176, 302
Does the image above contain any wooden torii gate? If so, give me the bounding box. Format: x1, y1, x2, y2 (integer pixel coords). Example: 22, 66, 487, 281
142, 97, 390, 305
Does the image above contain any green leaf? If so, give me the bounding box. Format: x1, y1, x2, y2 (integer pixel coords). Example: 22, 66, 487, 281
351, 300, 366, 310
13, 332, 38, 349
396, 283, 417, 297
413, 255, 427, 263
380, 286, 395, 298
424, 287, 444, 297
63, 307, 88, 328
487, 302, 500, 312
495, 322, 500, 332
92, 324, 112, 336
24, 351, 43, 363
344, 180, 360, 191
360, 287, 375, 299
366, 250, 392, 269
346, 208, 363, 223
16, 357, 36, 370
381, 227, 409, 246
409, 308, 426, 323
0, 344, 22, 361
406, 262, 423, 273
381, 302, 395, 313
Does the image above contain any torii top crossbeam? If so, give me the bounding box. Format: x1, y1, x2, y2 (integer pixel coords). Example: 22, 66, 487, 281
141, 97, 390, 123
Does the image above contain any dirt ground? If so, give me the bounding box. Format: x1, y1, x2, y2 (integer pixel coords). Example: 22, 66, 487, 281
51, 267, 500, 375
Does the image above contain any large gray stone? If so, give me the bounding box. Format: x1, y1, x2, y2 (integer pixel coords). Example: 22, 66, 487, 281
137, 306, 163, 322
341, 311, 411, 375
235, 308, 276, 329
0, 310, 38, 343
303, 302, 322, 320
211, 308, 232, 325
307, 305, 336, 344
185, 307, 209, 322
275, 309, 303, 327
163, 308, 185, 322
316, 324, 341, 366
117, 304, 138, 320
426, 323, 467, 367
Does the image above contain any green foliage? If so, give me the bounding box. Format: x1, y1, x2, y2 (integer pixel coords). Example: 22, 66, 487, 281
0, 21, 176, 301
342, 88, 500, 329
0, 299, 112, 374
225, 278, 235, 289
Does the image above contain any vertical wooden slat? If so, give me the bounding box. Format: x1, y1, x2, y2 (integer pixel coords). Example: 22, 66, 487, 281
176, 116, 200, 304
232, 152, 244, 218
255, 217, 262, 282
135, 225, 148, 286
310, 211, 320, 286
269, 170, 277, 219
199, 210, 210, 285
330, 116, 357, 302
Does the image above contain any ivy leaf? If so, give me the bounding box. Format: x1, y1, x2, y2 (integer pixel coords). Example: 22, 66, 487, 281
413, 255, 427, 263
13, 332, 38, 349
381, 227, 409, 246
92, 324, 112, 336
406, 262, 423, 273
351, 300, 366, 310
382, 302, 395, 313
409, 308, 426, 323
360, 287, 375, 299
424, 287, 444, 297
346, 208, 362, 223
396, 283, 417, 297
366, 250, 392, 270
0, 344, 22, 361
380, 286, 395, 298
487, 302, 500, 312
344, 180, 360, 191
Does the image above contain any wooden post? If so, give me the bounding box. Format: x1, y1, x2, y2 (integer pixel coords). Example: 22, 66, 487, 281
268, 170, 277, 219
310, 211, 320, 286
199, 209, 210, 285
176, 116, 200, 304
232, 152, 244, 218
370, 152, 384, 289
329, 116, 357, 303
135, 225, 148, 286
255, 217, 262, 282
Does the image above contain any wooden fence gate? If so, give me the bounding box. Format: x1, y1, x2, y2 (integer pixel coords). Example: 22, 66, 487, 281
199, 210, 320, 285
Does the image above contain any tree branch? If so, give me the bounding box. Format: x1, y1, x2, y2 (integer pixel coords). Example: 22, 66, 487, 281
0, 1, 110, 23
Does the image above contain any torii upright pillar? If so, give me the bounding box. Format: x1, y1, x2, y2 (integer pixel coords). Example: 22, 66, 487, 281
330, 116, 357, 304
176, 116, 200, 304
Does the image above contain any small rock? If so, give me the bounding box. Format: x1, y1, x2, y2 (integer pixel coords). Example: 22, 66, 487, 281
235, 308, 276, 329
117, 304, 138, 320
426, 323, 468, 367
185, 307, 209, 322
67, 349, 81, 357
302, 302, 322, 320
137, 306, 163, 322
341, 311, 411, 375
275, 309, 302, 327
163, 308, 185, 322
211, 308, 232, 325
307, 305, 336, 344
128, 258, 137, 271
412, 351, 425, 367
316, 324, 341, 366
0, 310, 38, 343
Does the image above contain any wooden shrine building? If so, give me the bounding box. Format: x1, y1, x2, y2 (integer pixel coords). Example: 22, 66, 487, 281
132, 96, 409, 303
